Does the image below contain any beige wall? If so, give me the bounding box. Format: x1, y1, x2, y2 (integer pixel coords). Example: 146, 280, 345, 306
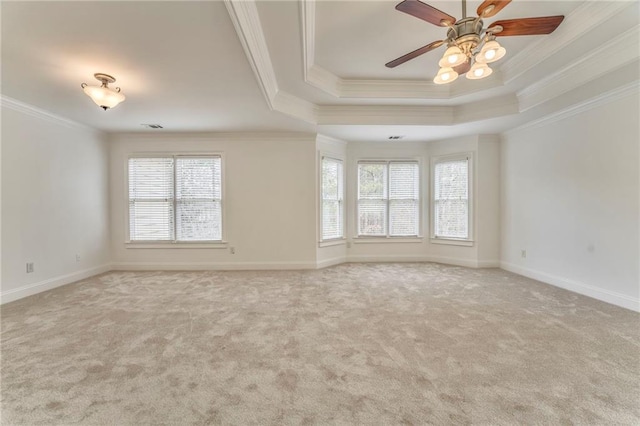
316, 135, 348, 267
109, 133, 318, 269
345, 135, 501, 267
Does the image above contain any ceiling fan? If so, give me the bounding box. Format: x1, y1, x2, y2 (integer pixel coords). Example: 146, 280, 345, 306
385, 0, 564, 84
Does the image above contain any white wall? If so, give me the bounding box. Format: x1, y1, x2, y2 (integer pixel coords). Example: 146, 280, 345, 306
1, 105, 111, 303
500, 92, 640, 311
109, 133, 318, 269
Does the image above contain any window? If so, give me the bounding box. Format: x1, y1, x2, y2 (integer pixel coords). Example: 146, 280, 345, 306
357, 161, 419, 237
432, 155, 471, 240
321, 157, 344, 240
128, 156, 222, 242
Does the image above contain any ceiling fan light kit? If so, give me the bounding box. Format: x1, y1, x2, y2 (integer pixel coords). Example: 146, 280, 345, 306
81, 73, 125, 110
386, 0, 565, 85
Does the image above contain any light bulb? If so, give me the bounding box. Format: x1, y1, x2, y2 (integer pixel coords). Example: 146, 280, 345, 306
466, 62, 492, 80
476, 40, 506, 64
438, 46, 466, 68
434, 67, 459, 84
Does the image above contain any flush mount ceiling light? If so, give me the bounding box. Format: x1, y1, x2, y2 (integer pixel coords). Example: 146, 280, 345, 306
385, 0, 564, 85
81, 73, 125, 110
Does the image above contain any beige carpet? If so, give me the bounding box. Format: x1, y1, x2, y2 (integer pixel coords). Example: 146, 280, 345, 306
1, 263, 638, 425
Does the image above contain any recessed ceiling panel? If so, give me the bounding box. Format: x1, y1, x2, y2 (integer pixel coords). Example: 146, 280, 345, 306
314, 0, 581, 80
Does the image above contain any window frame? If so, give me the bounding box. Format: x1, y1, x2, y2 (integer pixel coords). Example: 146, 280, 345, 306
319, 155, 346, 245
430, 152, 474, 246
125, 153, 227, 248
355, 159, 422, 240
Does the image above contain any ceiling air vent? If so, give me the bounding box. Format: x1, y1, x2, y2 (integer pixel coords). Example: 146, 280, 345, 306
141, 124, 164, 129
388, 135, 404, 140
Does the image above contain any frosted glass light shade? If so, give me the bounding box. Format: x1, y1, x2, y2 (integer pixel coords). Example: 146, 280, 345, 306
438, 45, 466, 68
466, 62, 493, 80
475, 40, 506, 64
82, 85, 125, 110
433, 67, 459, 84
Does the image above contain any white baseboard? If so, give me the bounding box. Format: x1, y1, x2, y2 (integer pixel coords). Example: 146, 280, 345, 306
346, 255, 430, 263
345, 255, 481, 268
425, 255, 480, 268
316, 256, 346, 269
0, 264, 112, 305
500, 261, 639, 312
111, 261, 318, 271
478, 259, 501, 268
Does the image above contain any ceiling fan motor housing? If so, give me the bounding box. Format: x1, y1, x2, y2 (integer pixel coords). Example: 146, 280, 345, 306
447, 17, 483, 56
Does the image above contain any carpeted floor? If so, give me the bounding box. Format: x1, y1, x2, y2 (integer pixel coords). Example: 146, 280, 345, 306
1, 263, 639, 425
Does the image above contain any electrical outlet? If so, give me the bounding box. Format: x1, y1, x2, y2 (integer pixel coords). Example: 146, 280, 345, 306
521, 250, 527, 259
230, 247, 235, 255
76, 254, 81, 262
26, 262, 34, 273
347, 242, 352, 249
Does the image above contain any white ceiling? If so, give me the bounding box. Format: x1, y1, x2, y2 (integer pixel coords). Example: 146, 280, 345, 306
1, 0, 638, 141
0, 1, 312, 133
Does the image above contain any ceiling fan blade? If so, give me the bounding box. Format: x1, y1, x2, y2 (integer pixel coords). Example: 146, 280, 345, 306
477, 0, 512, 18
395, 0, 456, 27
489, 16, 565, 36
385, 40, 444, 68
453, 60, 471, 75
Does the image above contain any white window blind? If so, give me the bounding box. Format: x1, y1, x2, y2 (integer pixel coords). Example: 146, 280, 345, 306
434, 157, 469, 239
358, 161, 419, 237
129, 158, 174, 241
321, 157, 344, 240
389, 162, 419, 236
176, 157, 222, 241
128, 156, 222, 242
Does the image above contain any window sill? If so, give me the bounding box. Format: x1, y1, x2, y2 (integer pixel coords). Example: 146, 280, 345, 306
430, 238, 474, 247
353, 236, 424, 244
125, 241, 229, 249
318, 238, 347, 248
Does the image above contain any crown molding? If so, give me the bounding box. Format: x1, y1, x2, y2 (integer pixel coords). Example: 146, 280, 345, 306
109, 131, 318, 143
1, 95, 102, 134
338, 78, 447, 99
301, 0, 316, 83
224, 0, 318, 124
316, 133, 348, 147
316, 94, 520, 126
505, 80, 639, 136
454, 94, 519, 124
224, 0, 279, 108
500, 0, 633, 84
272, 91, 318, 124
307, 65, 340, 97
318, 105, 453, 126
517, 25, 640, 112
